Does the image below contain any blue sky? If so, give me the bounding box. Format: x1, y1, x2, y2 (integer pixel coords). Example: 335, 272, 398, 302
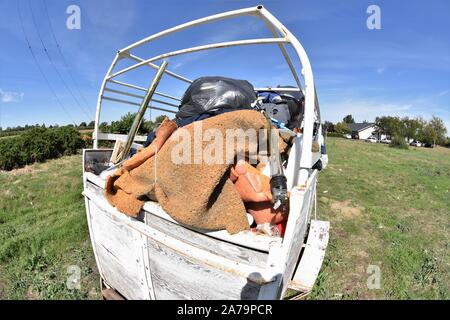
0, 0, 449, 131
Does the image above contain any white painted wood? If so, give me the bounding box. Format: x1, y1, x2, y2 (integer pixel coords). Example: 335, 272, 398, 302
87, 198, 149, 299
83, 188, 276, 284
140, 232, 156, 300
96, 132, 147, 142
83, 187, 282, 299
84, 172, 275, 252
278, 170, 318, 296
143, 201, 274, 252
85, 172, 105, 189
146, 238, 262, 299
289, 220, 330, 292
145, 211, 268, 268
257, 240, 284, 299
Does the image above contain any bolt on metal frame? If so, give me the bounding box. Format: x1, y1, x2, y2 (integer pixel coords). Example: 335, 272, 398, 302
93, 4, 320, 185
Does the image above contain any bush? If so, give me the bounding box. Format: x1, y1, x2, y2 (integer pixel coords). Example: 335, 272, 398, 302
390, 135, 409, 149
326, 132, 345, 138
52, 127, 85, 155
335, 122, 350, 135
0, 126, 84, 171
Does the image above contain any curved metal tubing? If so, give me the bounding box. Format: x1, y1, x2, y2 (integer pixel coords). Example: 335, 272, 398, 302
108, 79, 182, 101
119, 6, 261, 53
108, 38, 289, 80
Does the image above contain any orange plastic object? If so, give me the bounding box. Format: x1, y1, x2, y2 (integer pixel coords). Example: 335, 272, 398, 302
246, 201, 287, 225
230, 160, 272, 202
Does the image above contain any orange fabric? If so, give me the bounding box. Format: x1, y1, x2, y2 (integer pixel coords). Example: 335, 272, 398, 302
122, 117, 177, 171
105, 110, 270, 234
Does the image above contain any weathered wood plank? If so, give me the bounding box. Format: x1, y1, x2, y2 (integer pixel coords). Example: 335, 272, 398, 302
279, 171, 317, 296
147, 238, 262, 300
290, 220, 329, 292
84, 188, 276, 299
145, 211, 268, 268
84, 188, 272, 281
85, 172, 275, 252
95, 244, 146, 300
143, 202, 274, 252
88, 199, 149, 299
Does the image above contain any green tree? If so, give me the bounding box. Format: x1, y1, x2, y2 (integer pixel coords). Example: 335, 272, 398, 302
110, 112, 149, 134
402, 117, 422, 141
428, 116, 447, 145
335, 121, 350, 135
154, 115, 167, 125
79, 122, 87, 128
375, 116, 403, 137
343, 114, 355, 124
99, 122, 109, 132
420, 123, 438, 145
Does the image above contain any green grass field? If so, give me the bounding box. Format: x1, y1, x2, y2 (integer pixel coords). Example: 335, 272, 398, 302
0, 138, 448, 299
311, 138, 449, 299
0, 156, 100, 299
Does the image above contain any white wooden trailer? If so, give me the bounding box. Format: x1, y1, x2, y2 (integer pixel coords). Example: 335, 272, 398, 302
82, 5, 329, 300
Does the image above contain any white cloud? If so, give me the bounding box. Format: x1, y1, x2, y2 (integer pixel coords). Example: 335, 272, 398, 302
438, 89, 449, 96
172, 62, 184, 70
0, 88, 24, 103
376, 67, 385, 75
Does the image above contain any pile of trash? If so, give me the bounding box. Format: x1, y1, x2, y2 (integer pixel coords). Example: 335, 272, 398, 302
105, 77, 306, 236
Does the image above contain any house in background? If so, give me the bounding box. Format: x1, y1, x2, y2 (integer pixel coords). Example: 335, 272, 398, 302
347, 123, 385, 140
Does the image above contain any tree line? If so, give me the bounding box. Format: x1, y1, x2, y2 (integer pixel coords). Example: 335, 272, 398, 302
0, 121, 96, 138
0, 112, 168, 139
98, 113, 167, 135
324, 114, 449, 147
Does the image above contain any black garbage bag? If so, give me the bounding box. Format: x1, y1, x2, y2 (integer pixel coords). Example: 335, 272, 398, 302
176, 76, 257, 120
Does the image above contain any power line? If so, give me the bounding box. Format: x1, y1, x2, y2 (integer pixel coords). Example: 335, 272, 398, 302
27, 0, 93, 121
17, 0, 78, 126
42, 0, 95, 119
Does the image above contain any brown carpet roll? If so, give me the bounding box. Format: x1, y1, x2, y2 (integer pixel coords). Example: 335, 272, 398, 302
105, 109, 270, 234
